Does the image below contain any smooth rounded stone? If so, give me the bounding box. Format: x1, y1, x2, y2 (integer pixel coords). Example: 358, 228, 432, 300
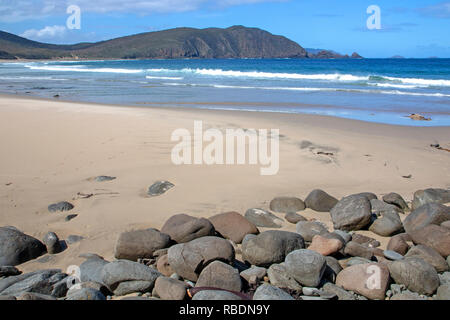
267, 263, 302, 291
79, 257, 109, 284
168, 236, 235, 281
114, 228, 171, 261
308, 234, 343, 256
195, 261, 242, 292
295, 221, 328, 242
269, 197, 306, 213
65, 214, 78, 221
351, 233, 381, 248
66, 235, 84, 244
344, 257, 373, 268
66, 288, 106, 300
370, 199, 402, 215
241, 230, 305, 267
192, 290, 243, 300
94, 176, 116, 182
285, 249, 327, 287
332, 230, 352, 244
161, 214, 215, 243
253, 284, 294, 300
0, 295, 16, 300
387, 234, 410, 255
343, 241, 374, 260
382, 193, 409, 211
114, 280, 154, 296
0, 269, 65, 296
240, 266, 267, 284
436, 284, 450, 300
147, 180, 174, 196
48, 201, 74, 212
384, 250, 404, 261
352, 192, 378, 201
330, 195, 372, 231
302, 287, 321, 296
412, 188, 450, 210
369, 210, 403, 237
244, 208, 283, 228
322, 282, 356, 300
208, 211, 259, 244
391, 292, 427, 300
304, 189, 338, 212
156, 254, 174, 277
284, 212, 307, 224
100, 260, 161, 294
388, 257, 440, 295
405, 245, 449, 273
403, 203, 450, 234
42, 232, 62, 254
0, 227, 46, 266
442, 220, 450, 229
336, 263, 390, 300
439, 272, 450, 285
409, 225, 450, 257
154, 277, 189, 300
0, 266, 21, 277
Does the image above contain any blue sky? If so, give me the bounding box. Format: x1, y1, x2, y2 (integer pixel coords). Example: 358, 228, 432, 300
0, 0, 449, 58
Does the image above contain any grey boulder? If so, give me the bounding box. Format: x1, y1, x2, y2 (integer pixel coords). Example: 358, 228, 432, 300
195, 261, 242, 292
244, 208, 283, 228
269, 197, 305, 213
0, 227, 47, 266
403, 203, 450, 235
296, 221, 328, 242
161, 214, 215, 243
253, 284, 294, 300
382, 192, 409, 211
412, 188, 450, 210
405, 245, 449, 273
284, 249, 327, 287
330, 195, 372, 231
304, 189, 338, 212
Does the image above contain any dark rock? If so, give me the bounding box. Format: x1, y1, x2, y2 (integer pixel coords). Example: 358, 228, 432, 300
0, 266, 21, 277
284, 212, 307, 224
267, 263, 302, 291
285, 249, 327, 287
0, 227, 46, 266
388, 257, 440, 295
351, 233, 380, 247
370, 199, 402, 215
114, 228, 171, 261
352, 192, 378, 201
154, 277, 189, 300
244, 208, 283, 228
94, 176, 116, 182
322, 282, 356, 300
344, 241, 374, 260
192, 290, 242, 300
382, 193, 409, 210
42, 232, 62, 254
269, 197, 305, 213
304, 189, 338, 212
253, 284, 294, 300
412, 188, 450, 210
209, 211, 259, 244
369, 210, 403, 237
330, 195, 372, 231
387, 234, 410, 255
161, 214, 215, 243
0, 269, 63, 296
66, 235, 84, 244
148, 181, 174, 196
66, 288, 106, 300
295, 221, 328, 242
167, 236, 235, 281
114, 280, 154, 296
403, 203, 450, 235
65, 214, 78, 221
405, 245, 448, 273
196, 261, 242, 292
48, 201, 74, 212
409, 225, 450, 257
241, 230, 304, 267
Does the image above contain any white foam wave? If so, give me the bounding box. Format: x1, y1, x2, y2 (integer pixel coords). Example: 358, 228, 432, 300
0, 76, 68, 81
384, 76, 450, 87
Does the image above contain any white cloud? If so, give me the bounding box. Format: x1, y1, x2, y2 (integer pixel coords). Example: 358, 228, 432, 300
21, 25, 67, 40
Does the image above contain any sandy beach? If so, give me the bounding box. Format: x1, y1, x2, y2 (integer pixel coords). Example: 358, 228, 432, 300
0, 94, 449, 275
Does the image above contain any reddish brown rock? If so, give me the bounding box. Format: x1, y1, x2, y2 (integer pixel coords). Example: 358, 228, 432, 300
387, 234, 410, 255
161, 214, 215, 243
409, 225, 450, 257
308, 234, 343, 256
209, 211, 259, 244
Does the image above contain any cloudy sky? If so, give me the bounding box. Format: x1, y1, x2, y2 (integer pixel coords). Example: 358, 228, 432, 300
0, 0, 449, 57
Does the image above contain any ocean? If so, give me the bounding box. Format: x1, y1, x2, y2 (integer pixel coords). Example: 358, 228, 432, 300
1, 58, 450, 126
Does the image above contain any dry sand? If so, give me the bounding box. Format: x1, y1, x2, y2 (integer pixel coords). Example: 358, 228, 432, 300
0, 94, 449, 274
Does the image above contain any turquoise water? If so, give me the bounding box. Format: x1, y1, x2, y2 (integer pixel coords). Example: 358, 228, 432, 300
1, 58, 450, 126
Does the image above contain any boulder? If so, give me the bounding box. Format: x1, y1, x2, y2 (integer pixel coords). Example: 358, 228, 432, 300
241, 230, 304, 267
405, 245, 448, 273
114, 228, 171, 261
403, 203, 450, 234
244, 208, 283, 228
304, 189, 338, 212
322, 282, 356, 300
383, 250, 404, 261
0, 266, 21, 277
387, 234, 410, 255
253, 284, 294, 300
66, 288, 106, 300
79, 257, 109, 284
42, 232, 62, 254
208, 211, 258, 244
370, 199, 402, 216
100, 260, 161, 294
48, 201, 74, 212
154, 277, 189, 300
0, 269, 63, 296
352, 192, 378, 201
308, 234, 343, 256
388, 257, 440, 295
196, 261, 242, 292
409, 224, 450, 257
343, 241, 374, 260
369, 210, 403, 237
267, 263, 302, 291
0, 227, 47, 266
284, 212, 307, 224
161, 214, 215, 243
412, 188, 450, 210
269, 197, 305, 213
296, 221, 328, 242
382, 193, 409, 211
336, 263, 390, 300
436, 284, 450, 300
240, 267, 266, 284
330, 195, 372, 231
285, 249, 327, 287
351, 233, 381, 247
148, 180, 174, 196
156, 254, 174, 277
192, 290, 242, 300
167, 236, 235, 281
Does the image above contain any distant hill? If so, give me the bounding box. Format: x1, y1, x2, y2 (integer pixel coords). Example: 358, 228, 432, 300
0, 26, 362, 60
305, 48, 363, 59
